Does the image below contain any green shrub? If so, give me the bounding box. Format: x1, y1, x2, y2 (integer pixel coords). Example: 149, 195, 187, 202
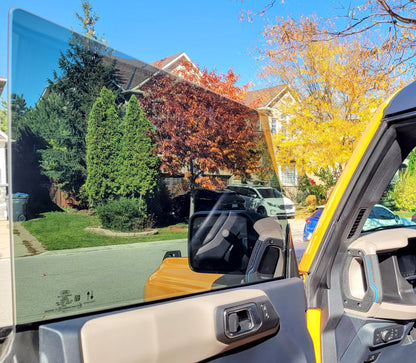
393, 172, 416, 211
305, 195, 317, 212
314, 168, 337, 191
77, 183, 89, 210
295, 175, 312, 205
96, 198, 147, 232
296, 174, 326, 206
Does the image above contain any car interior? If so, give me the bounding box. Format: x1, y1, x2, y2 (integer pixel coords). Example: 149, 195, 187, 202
306, 101, 416, 362
3, 8, 315, 363
4, 7, 416, 363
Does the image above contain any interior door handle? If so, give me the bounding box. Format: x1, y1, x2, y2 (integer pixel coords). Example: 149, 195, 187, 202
225, 304, 261, 337
216, 296, 280, 344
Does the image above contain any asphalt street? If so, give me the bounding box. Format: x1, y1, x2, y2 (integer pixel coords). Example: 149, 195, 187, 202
13, 219, 307, 324
14, 238, 188, 323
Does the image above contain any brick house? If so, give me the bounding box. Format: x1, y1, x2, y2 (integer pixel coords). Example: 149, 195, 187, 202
243, 85, 299, 196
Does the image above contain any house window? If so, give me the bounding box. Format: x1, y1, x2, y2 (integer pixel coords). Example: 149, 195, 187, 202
279, 164, 297, 187
270, 116, 289, 137
280, 115, 289, 138
270, 118, 278, 134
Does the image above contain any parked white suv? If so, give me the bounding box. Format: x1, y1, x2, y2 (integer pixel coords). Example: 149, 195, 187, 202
226, 185, 295, 218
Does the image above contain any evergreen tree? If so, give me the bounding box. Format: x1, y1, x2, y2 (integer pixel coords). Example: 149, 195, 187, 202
23, 90, 87, 193
13, 1, 122, 204
120, 95, 159, 199
30, 33, 119, 195
11, 93, 28, 136
86, 87, 122, 206
75, 0, 105, 41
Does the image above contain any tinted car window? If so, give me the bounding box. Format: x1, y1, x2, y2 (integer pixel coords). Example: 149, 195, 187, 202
9, 9, 289, 324
374, 206, 394, 219
368, 209, 376, 219
245, 188, 259, 198
227, 186, 245, 195
257, 188, 282, 199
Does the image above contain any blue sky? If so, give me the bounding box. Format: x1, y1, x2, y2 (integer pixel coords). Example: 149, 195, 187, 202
1, 0, 340, 99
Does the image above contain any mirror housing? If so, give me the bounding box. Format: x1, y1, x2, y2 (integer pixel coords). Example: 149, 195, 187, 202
188, 211, 262, 274
395, 214, 401, 223
188, 211, 285, 281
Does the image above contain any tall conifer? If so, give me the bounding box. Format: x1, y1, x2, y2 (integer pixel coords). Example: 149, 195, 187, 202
86, 87, 121, 206
120, 95, 159, 200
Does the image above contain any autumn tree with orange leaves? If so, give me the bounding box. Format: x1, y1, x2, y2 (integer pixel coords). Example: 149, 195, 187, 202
139, 70, 261, 214
240, 0, 416, 77
257, 16, 403, 180
173, 60, 263, 184
174, 60, 256, 105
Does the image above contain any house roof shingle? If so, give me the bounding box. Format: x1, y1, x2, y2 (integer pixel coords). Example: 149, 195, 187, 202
244, 85, 286, 108
150, 52, 187, 70
102, 56, 161, 91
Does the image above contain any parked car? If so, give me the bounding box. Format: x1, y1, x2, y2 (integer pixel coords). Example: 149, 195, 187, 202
304, 204, 414, 241
303, 205, 325, 241
226, 185, 295, 218
362, 204, 413, 231
172, 188, 246, 219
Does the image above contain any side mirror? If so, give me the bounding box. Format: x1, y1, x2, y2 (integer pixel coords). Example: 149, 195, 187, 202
395, 214, 401, 224
188, 211, 285, 281
188, 211, 261, 274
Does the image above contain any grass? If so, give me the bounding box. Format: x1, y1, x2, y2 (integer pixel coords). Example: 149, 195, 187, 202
295, 206, 314, 219
397, 211, 414, 219
22, 211, 188, 251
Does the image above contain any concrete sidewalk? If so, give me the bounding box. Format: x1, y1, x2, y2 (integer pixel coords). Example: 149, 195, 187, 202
13, 222, 46, 257
0, 220, 10, 259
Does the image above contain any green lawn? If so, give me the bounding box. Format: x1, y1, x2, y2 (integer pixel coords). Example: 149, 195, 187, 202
397, 210, 414, 219
22, 212, 188, 250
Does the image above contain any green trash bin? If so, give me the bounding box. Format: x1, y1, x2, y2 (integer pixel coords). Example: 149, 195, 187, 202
13, 193, 29, 221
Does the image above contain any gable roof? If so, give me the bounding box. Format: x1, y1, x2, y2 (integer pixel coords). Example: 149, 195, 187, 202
150, 52, 192, 71
244, 85, 287, 108
104, 56, 160, 92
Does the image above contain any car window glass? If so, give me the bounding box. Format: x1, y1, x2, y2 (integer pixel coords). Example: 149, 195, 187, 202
377, 207, 394, 219
274, 190, 283, 198
9, 9, 289, 324
362, 147, 416, 233
246, 188, 259, 198
372, 206, 382, 219
231, 187, 246, 196
257, 188, 281, 199
368, 209, 376, 219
